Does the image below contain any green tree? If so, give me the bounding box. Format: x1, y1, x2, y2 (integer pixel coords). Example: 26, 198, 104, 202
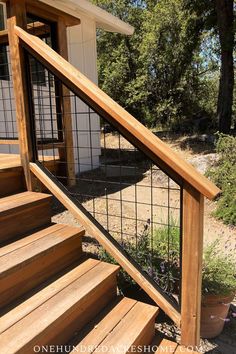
138, 0, 207, 128
215, 0, 234, 133
93, 0, 147, 120
93, 0, 233, 131
184, 0, 235, 133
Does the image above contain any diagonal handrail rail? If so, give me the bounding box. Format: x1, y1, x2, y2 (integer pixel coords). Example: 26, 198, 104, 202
14, 25, 221, 201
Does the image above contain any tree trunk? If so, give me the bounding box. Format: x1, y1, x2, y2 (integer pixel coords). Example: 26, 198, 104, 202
215, 0, 234, 133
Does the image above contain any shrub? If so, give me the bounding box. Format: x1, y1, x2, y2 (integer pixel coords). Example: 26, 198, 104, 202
202, 240, 236, 296
207, 133, 236, 226
98, 219, 181, 294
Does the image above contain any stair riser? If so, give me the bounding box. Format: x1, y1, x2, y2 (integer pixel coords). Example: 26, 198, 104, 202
131, 318, 156, 353
0, 168, 25, 198
0, 201, 52, 242
0, 235, 82, 308
21, 273, 118, 353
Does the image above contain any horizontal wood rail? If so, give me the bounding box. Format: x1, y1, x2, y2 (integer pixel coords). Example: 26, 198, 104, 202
30, 162, 181, 326
0, 139, 64, 149
0, 22, 50, 45
15, 25, 221, 201
0, 139, 19, 145
37, 142, 65, 150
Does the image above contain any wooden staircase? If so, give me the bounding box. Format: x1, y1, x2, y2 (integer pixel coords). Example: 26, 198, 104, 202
0, 178, 159, 353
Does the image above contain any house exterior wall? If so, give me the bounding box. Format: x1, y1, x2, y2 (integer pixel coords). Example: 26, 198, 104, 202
0, 5, 101, 174
67, 16, 101, 174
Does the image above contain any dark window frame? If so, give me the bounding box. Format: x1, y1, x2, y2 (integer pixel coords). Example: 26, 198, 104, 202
0, 5, 10, 81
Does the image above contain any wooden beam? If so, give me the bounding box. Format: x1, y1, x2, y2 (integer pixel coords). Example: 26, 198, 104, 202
26, 0, 80, 27
0, 139, 19, 145
15, 26, 221, 200
56, 17, 76, 187
30, 161, 181, 327
7, 1, 34, 190
26, 22, 50, 37
37, 141, 65, 150
180, 183, 204, 348
1, 23, 51, 45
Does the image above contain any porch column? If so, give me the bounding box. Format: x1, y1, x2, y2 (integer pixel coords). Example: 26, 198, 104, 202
7, 0, 34, 190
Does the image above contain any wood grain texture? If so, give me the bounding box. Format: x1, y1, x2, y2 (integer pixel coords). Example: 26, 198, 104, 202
15, 26, 221, 200
155, 338, 178, 353
0, 167, 25, 197
0, 258, 100, 334
0, 224, 84, 308
72, 297, 138, 353
97, 301, 158, 354
0, 261, 119, 354
0, 191, 52, 241
56, 17, 76, 187
180, 183, 204, 348
7, 1, 34, 190
30, 162, 181, 327
0, 139, 19, 144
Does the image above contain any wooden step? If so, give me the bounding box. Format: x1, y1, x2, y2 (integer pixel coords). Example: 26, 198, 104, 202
0, 191, 52, 242
0, 223, 84, 308
152, 338, 199, 353
0, 259, 120, 354
83, 302, 158, 354
70, 297, 158, 354
0, 167, 25, 198
153, 338, 178, 353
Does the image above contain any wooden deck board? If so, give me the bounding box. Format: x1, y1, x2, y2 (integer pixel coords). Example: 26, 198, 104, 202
0, 154, 59, 171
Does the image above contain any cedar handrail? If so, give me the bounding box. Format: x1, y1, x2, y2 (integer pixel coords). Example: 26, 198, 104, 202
14, 25, 221, 201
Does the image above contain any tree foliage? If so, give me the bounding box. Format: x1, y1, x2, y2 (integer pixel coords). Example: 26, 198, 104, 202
93, 0, 235, 132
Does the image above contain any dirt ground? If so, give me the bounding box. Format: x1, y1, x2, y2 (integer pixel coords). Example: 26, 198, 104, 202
53, 133, 236, 259
52, 133, 236, 353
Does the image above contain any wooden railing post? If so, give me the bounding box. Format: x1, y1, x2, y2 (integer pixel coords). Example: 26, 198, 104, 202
7, 0, 34, 190
56, 17, 76, 187
181, 183, 204, 348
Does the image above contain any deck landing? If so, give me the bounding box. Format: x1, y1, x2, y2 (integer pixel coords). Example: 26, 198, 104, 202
0, 153, 59, 171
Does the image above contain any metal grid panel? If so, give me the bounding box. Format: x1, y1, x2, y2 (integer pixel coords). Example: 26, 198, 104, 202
27, 52, 182, 307
0, 44, 17, 141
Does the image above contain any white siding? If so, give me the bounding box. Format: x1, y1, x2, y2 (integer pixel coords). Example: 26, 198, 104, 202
67, 16, 101, 174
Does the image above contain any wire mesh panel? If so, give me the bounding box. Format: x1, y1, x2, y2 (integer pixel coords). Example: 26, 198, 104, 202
0, 44, 17, 143
26, 52, 182, 307
0, 14, 56, 153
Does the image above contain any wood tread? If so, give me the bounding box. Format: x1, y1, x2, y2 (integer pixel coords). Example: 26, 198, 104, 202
0, 259, 120, 354
70, 297, 159, 354
0, 191, 51, 216
0, 224, 85, 276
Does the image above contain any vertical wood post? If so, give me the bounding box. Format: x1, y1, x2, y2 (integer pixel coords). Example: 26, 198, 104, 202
181, 183, 204, 348
7, 0, 34, 190
57, 17, 75, 187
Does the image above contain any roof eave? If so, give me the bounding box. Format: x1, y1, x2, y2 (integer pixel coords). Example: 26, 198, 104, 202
39, 0, 134, 35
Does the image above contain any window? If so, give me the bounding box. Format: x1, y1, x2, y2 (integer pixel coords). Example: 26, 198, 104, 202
0, 3, 5, 30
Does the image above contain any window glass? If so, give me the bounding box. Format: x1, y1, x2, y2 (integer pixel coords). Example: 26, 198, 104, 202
0, 4, 5, 30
